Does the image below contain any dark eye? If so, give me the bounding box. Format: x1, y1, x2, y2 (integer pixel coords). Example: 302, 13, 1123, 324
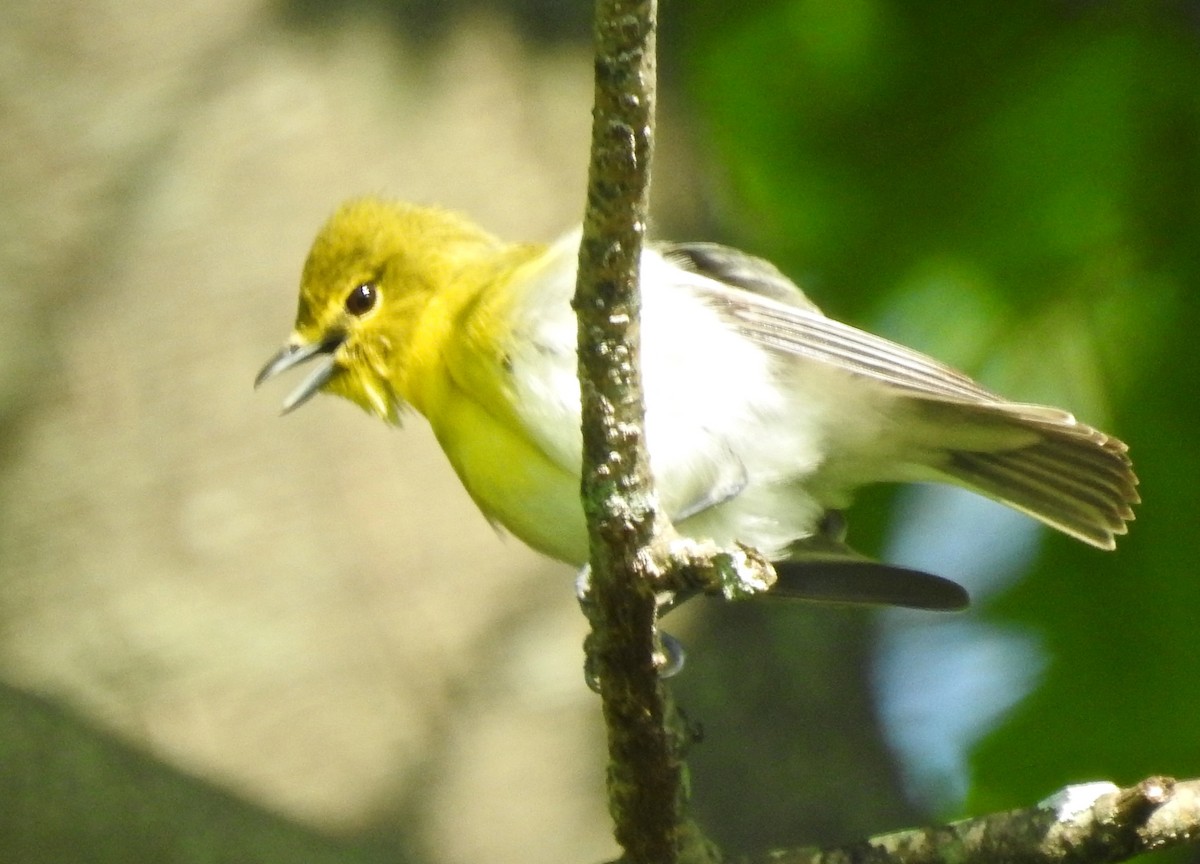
345, 282, 378, 316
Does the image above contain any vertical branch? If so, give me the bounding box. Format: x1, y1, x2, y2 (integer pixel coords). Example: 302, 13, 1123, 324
572, 2, 690, 864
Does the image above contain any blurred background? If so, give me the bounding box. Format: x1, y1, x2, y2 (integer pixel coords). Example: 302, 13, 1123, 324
1, 1, 1196, 862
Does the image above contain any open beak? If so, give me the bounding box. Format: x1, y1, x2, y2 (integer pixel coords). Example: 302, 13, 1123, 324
255, 333, 345, 414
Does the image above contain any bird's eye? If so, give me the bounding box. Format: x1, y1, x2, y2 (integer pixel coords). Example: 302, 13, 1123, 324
344, 282, 378, 316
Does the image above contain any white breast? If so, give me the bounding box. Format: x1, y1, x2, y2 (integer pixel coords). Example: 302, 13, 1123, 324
502, 232, 887, 562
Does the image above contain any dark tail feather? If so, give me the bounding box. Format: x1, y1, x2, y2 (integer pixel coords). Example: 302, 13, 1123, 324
771, 560, 969, 611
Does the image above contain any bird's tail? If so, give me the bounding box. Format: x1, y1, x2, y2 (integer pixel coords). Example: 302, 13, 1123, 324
773, 515, 970, 610
910, 400, 1138, 550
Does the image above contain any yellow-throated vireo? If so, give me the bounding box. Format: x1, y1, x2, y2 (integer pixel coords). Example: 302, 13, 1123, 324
256, 199, 1137, 611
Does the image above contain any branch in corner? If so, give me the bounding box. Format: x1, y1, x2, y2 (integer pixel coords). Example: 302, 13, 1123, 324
759, 777, 1199, 864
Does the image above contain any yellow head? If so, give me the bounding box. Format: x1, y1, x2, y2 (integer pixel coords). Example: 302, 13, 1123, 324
255, 198, 502, 421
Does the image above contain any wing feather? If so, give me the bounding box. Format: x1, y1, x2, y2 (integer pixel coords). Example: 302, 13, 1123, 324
661, 241, 999, 403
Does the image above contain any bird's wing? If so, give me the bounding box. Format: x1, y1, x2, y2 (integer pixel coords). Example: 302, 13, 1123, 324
659, 241, 1137, 550
660, 240, 1001, 405
659, 242, 822, 312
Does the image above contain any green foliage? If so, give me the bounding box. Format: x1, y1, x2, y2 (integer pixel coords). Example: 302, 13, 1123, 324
675, 0, 1200, 818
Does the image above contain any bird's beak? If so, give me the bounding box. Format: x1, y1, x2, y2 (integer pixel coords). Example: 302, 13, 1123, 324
255, 333, 345, 414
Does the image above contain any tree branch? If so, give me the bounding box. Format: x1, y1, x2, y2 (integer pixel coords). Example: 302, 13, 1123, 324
572, 2, 681, 863
572, 3, 779, 863
756, 777, 1200, 864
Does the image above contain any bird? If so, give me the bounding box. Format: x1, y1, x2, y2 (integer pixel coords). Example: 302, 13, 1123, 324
256, 198, 1138, 612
